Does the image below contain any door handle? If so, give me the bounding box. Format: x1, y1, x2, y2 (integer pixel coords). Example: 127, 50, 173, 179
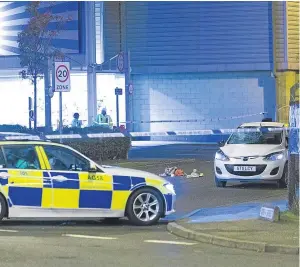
51, 175, 68, 182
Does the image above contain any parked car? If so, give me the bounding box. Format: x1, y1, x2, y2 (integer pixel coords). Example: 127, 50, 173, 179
214, 121, 288, 188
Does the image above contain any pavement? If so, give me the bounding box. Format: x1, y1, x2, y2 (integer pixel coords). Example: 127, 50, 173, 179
168, 213, 299, 255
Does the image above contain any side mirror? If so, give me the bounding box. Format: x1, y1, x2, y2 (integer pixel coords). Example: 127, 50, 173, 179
218, 141, 225, 147
285, 137, 289, 148
89, 163, 98, 172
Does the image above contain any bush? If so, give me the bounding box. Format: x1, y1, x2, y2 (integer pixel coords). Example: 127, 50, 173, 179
51, 125, 120, 134
61, 137, 131, 162
0, 124, 38, 134
0, 124, 131, 161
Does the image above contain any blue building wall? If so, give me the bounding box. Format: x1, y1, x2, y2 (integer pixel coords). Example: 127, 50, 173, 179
132, 71, 276, 132
105, 1, 274, 74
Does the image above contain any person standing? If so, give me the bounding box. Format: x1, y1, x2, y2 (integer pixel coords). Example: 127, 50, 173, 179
71, 112, 82, 128
94, 108, 113, 129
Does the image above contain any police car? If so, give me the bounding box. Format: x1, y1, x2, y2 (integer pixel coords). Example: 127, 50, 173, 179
0, 139, 176, 226
214, 121, 288, 188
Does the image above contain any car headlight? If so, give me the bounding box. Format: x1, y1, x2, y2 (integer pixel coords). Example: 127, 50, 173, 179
264, 151, 284, 161
164, 183, 175, 194
215, 150, 229, 161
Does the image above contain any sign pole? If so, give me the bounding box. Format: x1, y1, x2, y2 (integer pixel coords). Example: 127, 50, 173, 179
59, 92, 63, 143
28, 97, 32, 130
116, 94, 119, 128
115, 87, 122, 128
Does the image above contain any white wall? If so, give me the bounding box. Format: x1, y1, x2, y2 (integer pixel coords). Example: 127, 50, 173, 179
132, 72, 274, 132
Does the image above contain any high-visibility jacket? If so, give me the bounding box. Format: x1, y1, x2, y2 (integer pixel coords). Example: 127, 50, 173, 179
95, 114, 113, 128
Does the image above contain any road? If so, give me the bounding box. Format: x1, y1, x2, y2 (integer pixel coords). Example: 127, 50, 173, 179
129, 143, 217, 160
0, 221, 297, 267
0, 143, 295, 267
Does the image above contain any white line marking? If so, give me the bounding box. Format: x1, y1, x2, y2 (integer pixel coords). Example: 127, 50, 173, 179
144, 240, 197, 246
0, 229, 19, 233
63, 234, 117, 240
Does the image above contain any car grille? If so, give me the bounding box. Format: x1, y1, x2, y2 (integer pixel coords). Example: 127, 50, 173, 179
225, 164, 267, 176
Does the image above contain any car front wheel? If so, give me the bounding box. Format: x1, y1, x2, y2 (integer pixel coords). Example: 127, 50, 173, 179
215, 177, 227, 188
278, 163, 288, 188
126, 188, 164, 226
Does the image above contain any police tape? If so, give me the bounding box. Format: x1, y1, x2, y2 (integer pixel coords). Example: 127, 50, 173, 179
2, 127, 299, 141
119, 112, 267, 124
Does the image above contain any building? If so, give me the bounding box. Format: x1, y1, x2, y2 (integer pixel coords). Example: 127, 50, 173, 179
0, 1, 298, 131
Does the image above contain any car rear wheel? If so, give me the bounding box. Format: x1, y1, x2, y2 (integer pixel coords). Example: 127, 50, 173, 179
278, 164, 288, 188
0, 194, 7, 222
215, 177, 227, 188
126, 188, 164, 226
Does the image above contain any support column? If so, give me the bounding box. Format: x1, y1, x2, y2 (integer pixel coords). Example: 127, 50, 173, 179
86, 1, 97, 125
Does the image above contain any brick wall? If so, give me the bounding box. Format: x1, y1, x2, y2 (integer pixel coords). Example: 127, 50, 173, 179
132, 72, 275, 132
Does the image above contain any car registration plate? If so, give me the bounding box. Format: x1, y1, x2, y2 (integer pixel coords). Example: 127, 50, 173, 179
234, 166, 256, 172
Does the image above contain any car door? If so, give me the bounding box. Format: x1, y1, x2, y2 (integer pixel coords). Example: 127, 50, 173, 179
0, 144, 50, 217
40, 144, 114, 217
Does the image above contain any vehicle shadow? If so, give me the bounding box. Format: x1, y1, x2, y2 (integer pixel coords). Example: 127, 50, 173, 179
228, 183, 286, 190
1, 218, 169, 227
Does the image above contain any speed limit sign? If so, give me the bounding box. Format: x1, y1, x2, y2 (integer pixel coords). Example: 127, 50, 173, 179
54, 62, 71, 92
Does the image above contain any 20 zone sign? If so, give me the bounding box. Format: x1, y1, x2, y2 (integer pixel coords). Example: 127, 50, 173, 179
54, 62, 71, 92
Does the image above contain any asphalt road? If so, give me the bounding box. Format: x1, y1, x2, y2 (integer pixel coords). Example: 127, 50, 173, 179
128, 143, 217, 160
0, 144, 293, 267
0, 221, 298, 267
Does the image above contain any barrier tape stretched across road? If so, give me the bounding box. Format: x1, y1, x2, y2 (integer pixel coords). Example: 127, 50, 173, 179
1, 127, 298, 141
119, 112, 267, 124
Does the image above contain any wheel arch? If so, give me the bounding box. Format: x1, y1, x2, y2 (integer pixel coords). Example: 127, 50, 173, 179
0, 192, 9, 218
125, 185, 166, 217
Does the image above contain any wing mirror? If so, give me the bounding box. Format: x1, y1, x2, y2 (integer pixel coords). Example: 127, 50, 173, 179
89, 163, 98, 172
285, 137, 289, 148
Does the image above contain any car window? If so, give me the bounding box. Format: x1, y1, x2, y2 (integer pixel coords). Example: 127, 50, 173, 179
43, 145, 90, 172
2, 145, 40, 169
227, 128, 283, 145
0, 147, 6, 168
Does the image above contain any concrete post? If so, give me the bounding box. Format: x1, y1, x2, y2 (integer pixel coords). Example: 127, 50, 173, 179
86, 1, 97, 125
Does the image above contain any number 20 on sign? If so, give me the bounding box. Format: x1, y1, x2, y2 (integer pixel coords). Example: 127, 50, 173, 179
54, 62, 71, 92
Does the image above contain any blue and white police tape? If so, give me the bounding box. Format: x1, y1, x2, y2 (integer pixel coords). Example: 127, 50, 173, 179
119, 112, 267, 124
1, 127, 298, 141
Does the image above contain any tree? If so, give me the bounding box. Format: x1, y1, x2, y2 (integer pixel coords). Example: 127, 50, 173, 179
17, 1, 69, 129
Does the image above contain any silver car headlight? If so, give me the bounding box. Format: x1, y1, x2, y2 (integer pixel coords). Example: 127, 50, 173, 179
164, 183, 175, 194
215, 150, 230, 161
264, 151, 284, 161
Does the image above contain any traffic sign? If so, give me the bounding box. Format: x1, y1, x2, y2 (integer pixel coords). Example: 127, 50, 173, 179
117, 52, 124, 72
115, 87, 123, 95
54, 62, 71, 92
29, 110, 34, 121
128, 83, 134, 94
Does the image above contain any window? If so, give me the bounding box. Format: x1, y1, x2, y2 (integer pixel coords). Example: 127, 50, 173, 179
43, 145, 90, 172
2, 145, 40, 169
0, 147, 5, 168
227, 128, 283, 145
